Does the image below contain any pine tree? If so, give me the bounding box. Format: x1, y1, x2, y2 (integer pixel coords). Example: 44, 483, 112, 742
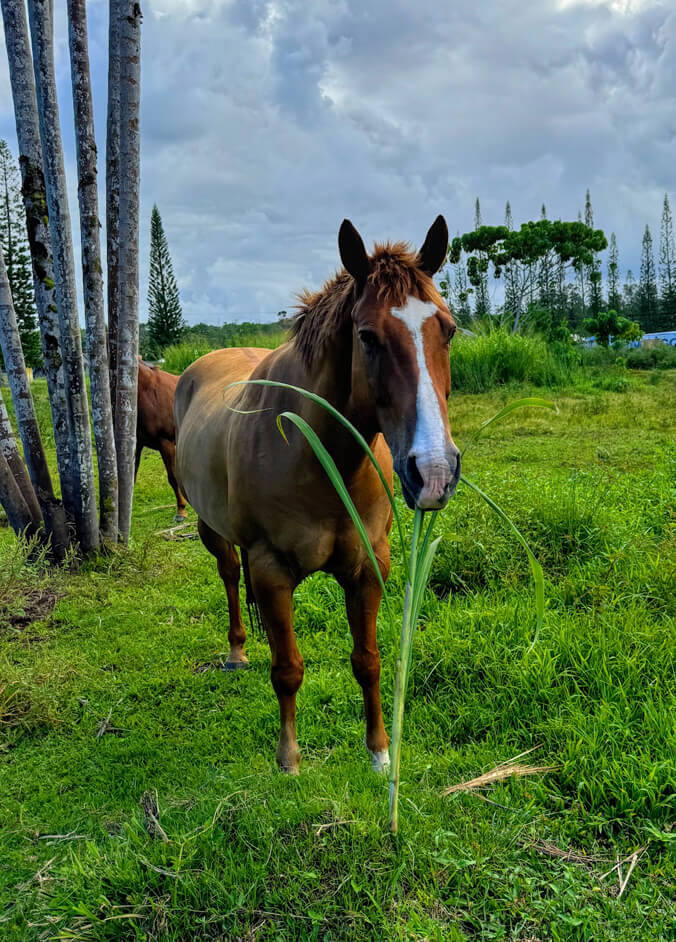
0, 140, 41, 368
638, 225, 659, 331
537, 203, 555, 311
658, 194, 676, 330
147, 205, 184, 351
623, 270, 638, 320
472, 197, 491, 319
584, 189, 603, 315
503, 200, 521, 322
607, 233, 622, 312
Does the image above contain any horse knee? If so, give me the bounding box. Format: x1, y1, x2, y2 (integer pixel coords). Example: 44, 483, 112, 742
351, 649, 380, 690
271, 656, 304, 698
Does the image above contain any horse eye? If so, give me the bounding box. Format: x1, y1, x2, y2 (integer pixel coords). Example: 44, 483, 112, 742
359, 329, 381, 353
443, 323, 456, 345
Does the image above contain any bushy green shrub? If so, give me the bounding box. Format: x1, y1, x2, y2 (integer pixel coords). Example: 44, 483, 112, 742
161, 341, 212, 374
450, 329, 575, 392
625, 344, 676, 370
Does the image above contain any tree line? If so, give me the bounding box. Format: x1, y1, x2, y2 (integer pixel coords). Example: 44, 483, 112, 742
441, 191, 676, 336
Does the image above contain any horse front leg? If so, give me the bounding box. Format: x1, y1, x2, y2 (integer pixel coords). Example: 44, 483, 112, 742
341, 543, 391, 772
249, 553, 304, 774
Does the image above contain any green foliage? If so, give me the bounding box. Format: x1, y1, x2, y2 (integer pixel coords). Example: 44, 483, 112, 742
582, 310, 642, 347
625, 343, 676, 370
184, 320, 288, 349
450, 329, 575, 392
147, 204, 185, 352
161, 340, 211, 374
0, 376, 674, 939
0, 140, 41, 370
449, 219, 607, 282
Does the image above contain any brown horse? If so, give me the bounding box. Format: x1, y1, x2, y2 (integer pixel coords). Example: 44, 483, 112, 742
174, 217, 460, 774
136, 359, 188, 522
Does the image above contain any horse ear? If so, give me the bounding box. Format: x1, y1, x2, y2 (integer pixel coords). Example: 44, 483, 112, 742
418, 215, 449, 276
339, 219, 370, 289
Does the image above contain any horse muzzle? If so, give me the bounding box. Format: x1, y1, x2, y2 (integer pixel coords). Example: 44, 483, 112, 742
395, 446, 461, 511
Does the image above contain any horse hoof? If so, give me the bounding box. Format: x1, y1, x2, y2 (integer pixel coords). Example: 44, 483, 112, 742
173, 513, 188, 523
279, 764, 300, 776
368, 748, 390, 773
224, 659, 249, 672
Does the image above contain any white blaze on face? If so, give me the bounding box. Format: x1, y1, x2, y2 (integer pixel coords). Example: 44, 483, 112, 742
391, 296, 448, 466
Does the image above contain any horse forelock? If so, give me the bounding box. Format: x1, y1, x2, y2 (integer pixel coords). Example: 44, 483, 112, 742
291, 241, 442, 367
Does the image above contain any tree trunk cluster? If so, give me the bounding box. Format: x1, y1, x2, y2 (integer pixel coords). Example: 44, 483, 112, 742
0, 0, 142, 556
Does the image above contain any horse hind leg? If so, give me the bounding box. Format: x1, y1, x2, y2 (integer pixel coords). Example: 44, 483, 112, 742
197, 519, 248, 670
158, 438, 188, 522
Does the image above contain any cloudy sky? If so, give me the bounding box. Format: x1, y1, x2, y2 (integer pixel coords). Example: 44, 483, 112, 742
1, 0, 674, 324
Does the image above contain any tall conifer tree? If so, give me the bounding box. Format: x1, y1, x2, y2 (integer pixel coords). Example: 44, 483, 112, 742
658, 194, 676, 329
147, 204, 184, 351
638, 225, 659, 331
0, 140, 41, 368
623, 270, 638, 320
472, 197, 491, 319
584, 189, 603, 315
607, 233, 621, 312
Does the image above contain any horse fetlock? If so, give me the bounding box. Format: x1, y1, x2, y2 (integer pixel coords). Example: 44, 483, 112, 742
226, 645, 248, 669
365, 735, 390, 773
276, 739, 301, 775
369, 748, 390, 773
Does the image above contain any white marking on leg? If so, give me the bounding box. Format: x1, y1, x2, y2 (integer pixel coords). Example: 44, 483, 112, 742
391, 297, 447, 464
369, 748, 391, 773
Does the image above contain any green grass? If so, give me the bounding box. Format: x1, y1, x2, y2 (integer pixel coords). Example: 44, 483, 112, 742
0, 375, 675, 940
449, 331, 576, 392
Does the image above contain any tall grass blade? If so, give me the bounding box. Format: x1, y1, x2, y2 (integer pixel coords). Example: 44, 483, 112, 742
461, 398, 558, 457
459, 474, 545, 631
389, 510, 443, 833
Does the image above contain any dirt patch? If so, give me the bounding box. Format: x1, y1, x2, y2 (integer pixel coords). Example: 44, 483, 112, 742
0, 588, 62, 632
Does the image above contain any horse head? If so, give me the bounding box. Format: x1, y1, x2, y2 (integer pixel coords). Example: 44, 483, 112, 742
339, 216, 460, 510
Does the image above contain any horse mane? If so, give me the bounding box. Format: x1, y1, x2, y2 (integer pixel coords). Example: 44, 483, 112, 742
291, 241, 441, 366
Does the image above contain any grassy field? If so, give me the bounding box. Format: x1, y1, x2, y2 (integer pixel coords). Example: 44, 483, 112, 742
0, 372, 674, 940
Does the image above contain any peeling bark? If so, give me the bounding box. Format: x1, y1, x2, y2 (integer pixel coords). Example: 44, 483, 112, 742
68, 0, 119, 542
0, 386, 42, 529
0, 246, 68, 557
1, 0, 76, 525
115, 1, 142, 543
106, 0, 121, 421
27, 0, 99, 553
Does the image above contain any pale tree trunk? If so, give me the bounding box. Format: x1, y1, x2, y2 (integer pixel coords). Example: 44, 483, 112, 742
0, 246, 68, 557
27, 0, 99, 554
115, 0, 142, 543
106, 0, 121, 421
68, 0, 119, 542
0, 0, 76, 526
0, 387, 42, 530
0, 449, 37, 536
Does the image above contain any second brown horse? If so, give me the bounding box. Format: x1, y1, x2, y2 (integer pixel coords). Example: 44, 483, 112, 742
136, 359, 188, 522
175, 217, 460, 774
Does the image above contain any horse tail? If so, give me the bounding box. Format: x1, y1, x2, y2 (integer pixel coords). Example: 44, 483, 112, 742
240, 547, 263, 635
